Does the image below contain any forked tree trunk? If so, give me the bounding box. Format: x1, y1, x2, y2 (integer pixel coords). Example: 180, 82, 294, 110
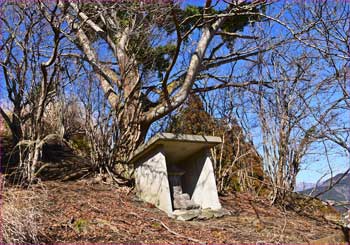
59, 1, 227, 181
112, 98, 151, 177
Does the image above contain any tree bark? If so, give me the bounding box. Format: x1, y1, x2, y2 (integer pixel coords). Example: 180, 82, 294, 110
57, 1, 229, 174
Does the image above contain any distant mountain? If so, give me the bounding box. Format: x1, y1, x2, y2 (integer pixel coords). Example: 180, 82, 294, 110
300, 172, 350, 212
295, 182, 316, 192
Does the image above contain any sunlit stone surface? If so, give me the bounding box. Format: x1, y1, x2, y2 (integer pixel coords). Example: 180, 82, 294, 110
130, 133, 223, 217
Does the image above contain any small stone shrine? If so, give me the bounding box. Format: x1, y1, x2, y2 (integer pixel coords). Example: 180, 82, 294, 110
129, 133, 227, 220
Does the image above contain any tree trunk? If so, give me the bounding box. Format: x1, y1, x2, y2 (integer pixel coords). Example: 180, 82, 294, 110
115, 101, 150, 163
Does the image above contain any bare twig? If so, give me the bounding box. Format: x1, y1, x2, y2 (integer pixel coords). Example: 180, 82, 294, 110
151, 218, 205, 244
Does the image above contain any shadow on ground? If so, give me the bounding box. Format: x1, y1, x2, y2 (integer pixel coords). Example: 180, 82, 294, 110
1, 138, 93, 183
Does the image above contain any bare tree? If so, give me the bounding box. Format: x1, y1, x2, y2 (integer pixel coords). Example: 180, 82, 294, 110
80, 69, 130, 182
216, 1, 350, 201
201, 89, 264, 194
50, 0, 295, 169
301, 0, 350, 198
0, 2, 65, 182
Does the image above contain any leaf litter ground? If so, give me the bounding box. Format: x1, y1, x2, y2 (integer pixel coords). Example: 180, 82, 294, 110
32, 179, 345, 244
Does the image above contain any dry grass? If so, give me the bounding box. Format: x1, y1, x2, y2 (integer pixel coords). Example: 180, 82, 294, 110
37, 180, 347, 244
1, 177, 47, 244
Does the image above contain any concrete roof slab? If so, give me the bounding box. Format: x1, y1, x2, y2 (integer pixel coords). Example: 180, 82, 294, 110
129, 133, 222, 164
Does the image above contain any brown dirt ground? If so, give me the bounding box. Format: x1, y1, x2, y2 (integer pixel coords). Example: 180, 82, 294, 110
1, 139, 347, 244
31, 179, 346, 244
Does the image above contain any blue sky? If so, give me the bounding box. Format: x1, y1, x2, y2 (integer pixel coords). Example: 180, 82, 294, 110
179, 0, 350, 184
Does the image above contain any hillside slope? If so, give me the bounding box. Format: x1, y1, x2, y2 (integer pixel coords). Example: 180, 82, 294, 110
19, 180, 346, 244
1, 138, 349, 244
